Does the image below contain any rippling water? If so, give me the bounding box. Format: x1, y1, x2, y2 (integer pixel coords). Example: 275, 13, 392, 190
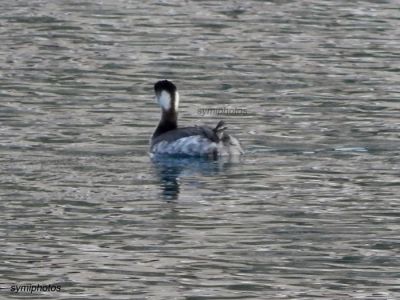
1, 0, 399, 299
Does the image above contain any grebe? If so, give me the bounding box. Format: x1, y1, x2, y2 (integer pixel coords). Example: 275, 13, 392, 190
150, 80, 243, 158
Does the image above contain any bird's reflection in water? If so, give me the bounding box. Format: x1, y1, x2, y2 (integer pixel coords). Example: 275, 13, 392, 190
151, 155, 239, 200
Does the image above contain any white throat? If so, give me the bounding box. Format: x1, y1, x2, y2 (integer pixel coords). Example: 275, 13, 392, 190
157, 90, 179, 111
174, 91, 179, 111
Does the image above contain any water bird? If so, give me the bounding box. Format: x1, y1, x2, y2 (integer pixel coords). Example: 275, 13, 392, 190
150, 80, 243, 158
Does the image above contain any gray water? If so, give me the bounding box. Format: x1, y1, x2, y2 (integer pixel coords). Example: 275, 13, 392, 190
1, 0, 399, 299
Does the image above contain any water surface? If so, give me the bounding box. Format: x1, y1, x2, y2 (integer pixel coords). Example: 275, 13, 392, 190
1, 0, 399, 299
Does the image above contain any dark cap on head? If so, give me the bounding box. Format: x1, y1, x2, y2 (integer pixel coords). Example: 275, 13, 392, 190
154, 80, 177, 94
